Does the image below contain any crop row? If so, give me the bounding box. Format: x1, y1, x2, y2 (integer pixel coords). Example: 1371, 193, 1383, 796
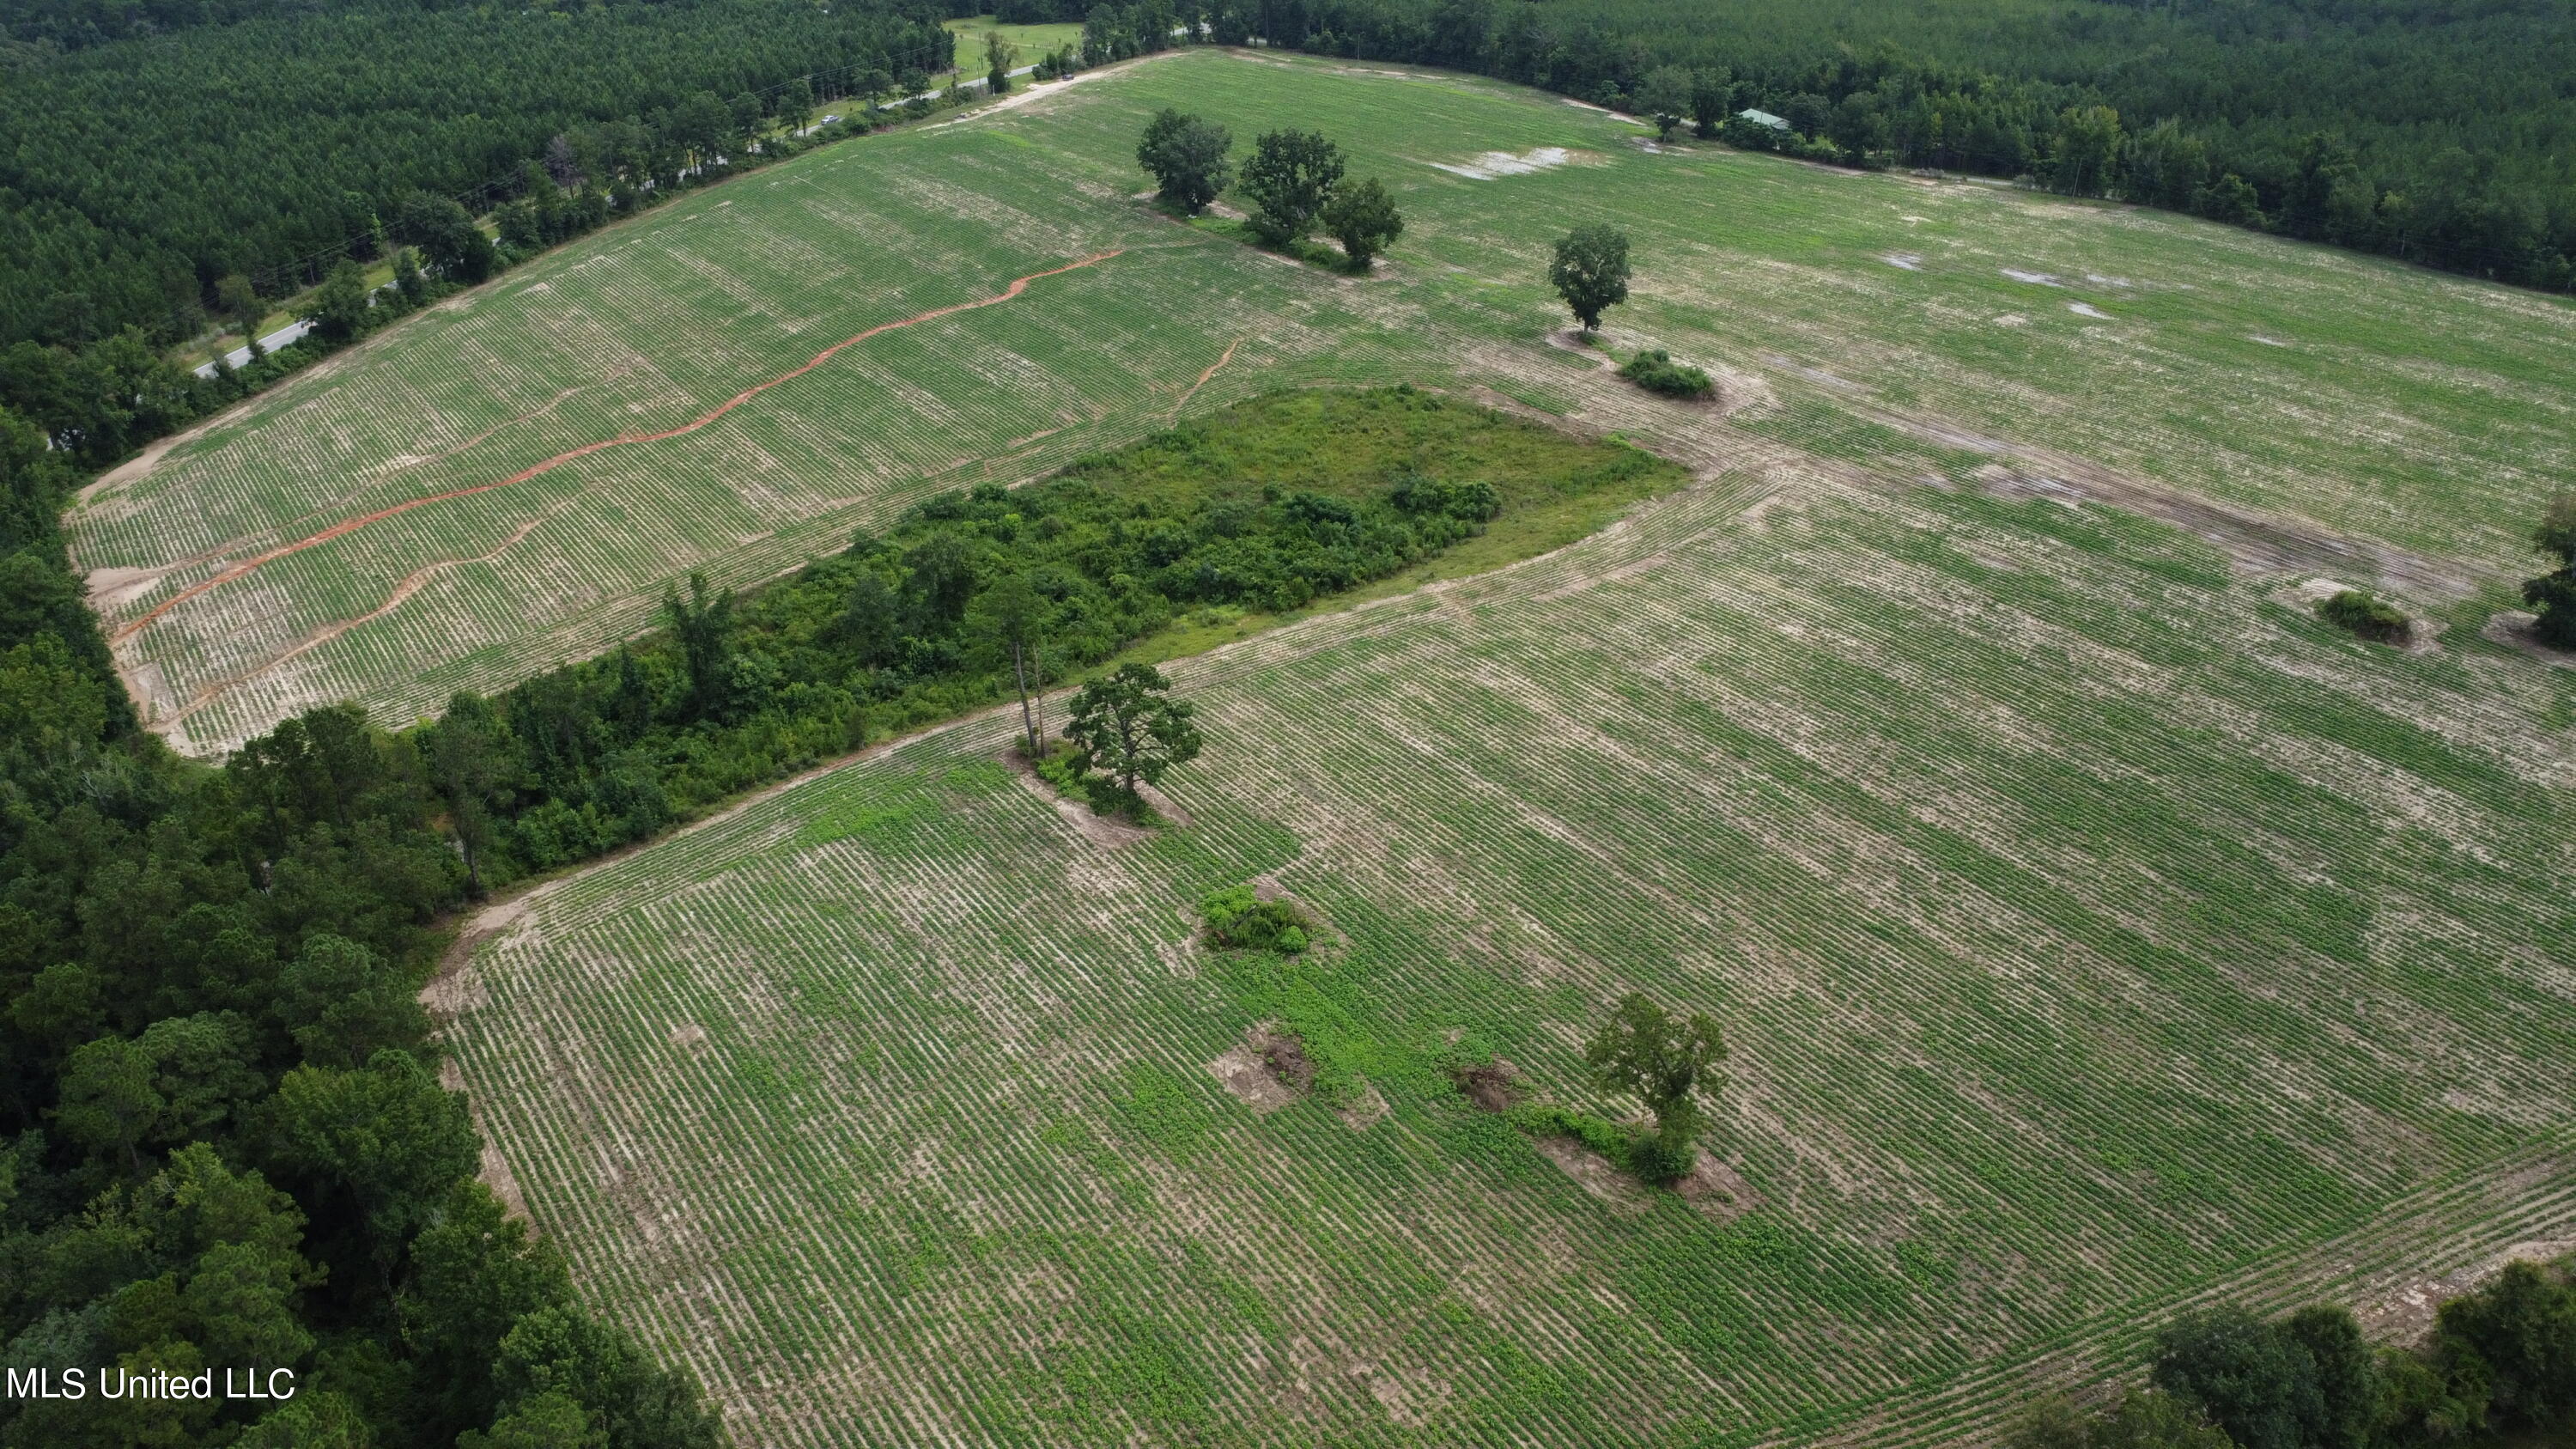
448, 468, 2573, 1445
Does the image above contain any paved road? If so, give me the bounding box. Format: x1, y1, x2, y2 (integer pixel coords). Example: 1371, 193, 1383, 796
192, 319, 313, 379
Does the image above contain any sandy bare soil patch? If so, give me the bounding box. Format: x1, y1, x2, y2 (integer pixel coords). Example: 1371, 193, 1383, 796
1006, 752, 1157, 846
1675, 1152, 1764, 1223
1542, 329, 1615, 368
1428, 147, 1577, 180
2483, 611, 2576, 669
2352, 1238, 2576, 1345
1210, 1044, 1300, 1114
1336, 1080, 1390, 1130
1454, 1059, 1522, 1112
85, 565, 171, 610
1943, 449, 2483, 600
1209, 1023, 1312, 1114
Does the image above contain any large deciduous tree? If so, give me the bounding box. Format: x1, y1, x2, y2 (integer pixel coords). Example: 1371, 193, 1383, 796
398, 192, 497, 283
974, 570, 1055, 757
307, 260, 372, 344
1548, 225, 1631, 336
2149, 1306, 2325, 1449
1582, 992, 1723, 1181
985, 29, 1016, 95
661, 571, 738, 721
1064, 662, 1201, 801
1238, 130, 1346, 247
1137, 108, 1234, 216
1321, 176, 1404, 271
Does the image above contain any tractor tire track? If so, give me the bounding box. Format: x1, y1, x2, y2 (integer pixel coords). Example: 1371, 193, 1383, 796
112, 250, 1127, 648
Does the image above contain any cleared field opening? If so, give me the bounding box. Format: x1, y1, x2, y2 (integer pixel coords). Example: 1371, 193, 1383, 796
74, 49, 2576, 752
444, 460, 2576, 1445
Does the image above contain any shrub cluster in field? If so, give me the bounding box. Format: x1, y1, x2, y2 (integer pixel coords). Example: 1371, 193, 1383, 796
404, 389, 1656, 881
2014, 1256, 2576, 1449
1200, 886, 1310, 953
1619, 348, 1716, 399
2318, 588, 2409, 643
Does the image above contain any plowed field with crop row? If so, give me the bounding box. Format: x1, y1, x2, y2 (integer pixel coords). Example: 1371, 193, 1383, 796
74, 49, 2576, 751
443, 458, 2576, 1445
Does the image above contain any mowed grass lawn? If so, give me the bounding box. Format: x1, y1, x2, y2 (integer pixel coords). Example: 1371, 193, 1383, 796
73, 48, 2576, 752
447, 458, 2576, 1446
944, 15, 1084, 73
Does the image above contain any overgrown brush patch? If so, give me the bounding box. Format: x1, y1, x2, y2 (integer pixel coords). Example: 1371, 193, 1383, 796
2319, 588, 2409, 643
1200, 885, 1310, 953
1619, 348, 1715, 399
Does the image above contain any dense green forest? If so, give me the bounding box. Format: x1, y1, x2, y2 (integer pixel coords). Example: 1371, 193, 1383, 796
1259, 0, 2576, 287
0, 0, 951, 348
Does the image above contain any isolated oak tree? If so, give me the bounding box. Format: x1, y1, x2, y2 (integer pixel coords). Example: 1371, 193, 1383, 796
1137, 108, 1233, 215
1321, 176, 1404, 270
1583, 992, 1723, 1180
1549, 224, 1631, 336
1065, 662, 1201, 800
2524, 493, 2576, 647
1238, 129, 1346, 246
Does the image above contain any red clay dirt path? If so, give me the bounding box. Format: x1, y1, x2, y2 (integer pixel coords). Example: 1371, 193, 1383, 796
111, 249, 1127, 646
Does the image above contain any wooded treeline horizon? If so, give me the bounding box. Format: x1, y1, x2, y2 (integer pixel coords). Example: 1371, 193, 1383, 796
3, 0, 2567, 368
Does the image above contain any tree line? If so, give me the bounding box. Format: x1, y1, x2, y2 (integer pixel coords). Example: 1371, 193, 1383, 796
1139, 112, 1406, 270
2012, 1257, 2576, 1449
0, 31, 987, 471
1180, 0, 2572, 292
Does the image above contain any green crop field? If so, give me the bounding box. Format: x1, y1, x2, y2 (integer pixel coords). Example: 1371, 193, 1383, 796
69, 48, 2576, 754
440, 455, 2576, 1445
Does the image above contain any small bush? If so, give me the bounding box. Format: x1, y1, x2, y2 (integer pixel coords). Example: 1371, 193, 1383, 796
1626, 1132, 1698, 1185
1619, 349, 1715, 399
2318, 588, 2409, 643
1027, 738, 1157, 821
1200, 885, 1311, 952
